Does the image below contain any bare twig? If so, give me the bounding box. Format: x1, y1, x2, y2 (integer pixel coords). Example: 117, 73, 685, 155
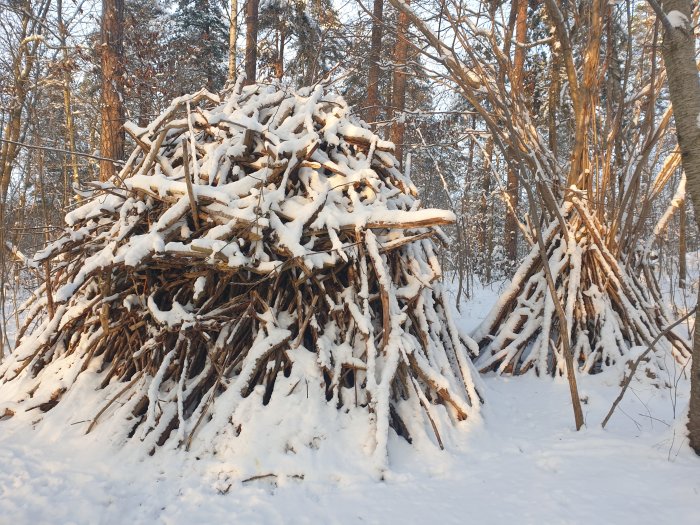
602, 307, 696, 428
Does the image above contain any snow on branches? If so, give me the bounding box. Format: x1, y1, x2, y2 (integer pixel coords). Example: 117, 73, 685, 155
0, 82, 481, 475
473, 198, 691, 378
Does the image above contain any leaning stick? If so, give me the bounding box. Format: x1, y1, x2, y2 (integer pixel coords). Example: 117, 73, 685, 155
181, 138, 201, 230
601, 307, 696, 429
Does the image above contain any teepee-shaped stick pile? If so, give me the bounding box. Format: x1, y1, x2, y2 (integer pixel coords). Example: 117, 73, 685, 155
0, 83, 481, 465
473, 195, 691, 377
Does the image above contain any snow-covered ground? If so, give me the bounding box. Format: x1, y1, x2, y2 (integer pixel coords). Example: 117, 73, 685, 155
1, 280, 699, 524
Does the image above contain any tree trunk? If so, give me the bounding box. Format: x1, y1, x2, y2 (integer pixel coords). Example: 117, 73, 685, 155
478, 136, 493, 260
365, 0, 384, 128
228, 0, 238, 82
100, 0, 125, 182
390, 0, 409, 168
244, 0, 259, 85
57, 0, 80, 200
505, 0, 527, 264
203, 0, 214, 89
679, 197, 687, 288
657, 0, 700, 454
274, 24, 285, 80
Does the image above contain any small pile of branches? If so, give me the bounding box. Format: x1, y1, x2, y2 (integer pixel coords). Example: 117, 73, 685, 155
474, 195, 691, 377
0, 83, 481, 464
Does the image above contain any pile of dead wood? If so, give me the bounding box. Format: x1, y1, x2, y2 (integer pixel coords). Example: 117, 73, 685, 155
473, 194, 691, 377
0, 83, 481, 461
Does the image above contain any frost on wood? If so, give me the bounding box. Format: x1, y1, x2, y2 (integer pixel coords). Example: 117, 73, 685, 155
0, 83, 481, 469
473, 197, 691, 377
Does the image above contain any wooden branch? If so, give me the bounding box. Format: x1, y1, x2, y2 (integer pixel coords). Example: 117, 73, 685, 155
181, 138, 201, 230
525, 183, 584, 430
0, 138, 126, 166
44, 260, 54, 320
601, 307, 696, 429
646, 0, 674, 34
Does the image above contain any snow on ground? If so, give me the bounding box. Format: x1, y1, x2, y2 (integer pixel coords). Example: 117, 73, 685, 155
1, 280, 700, 524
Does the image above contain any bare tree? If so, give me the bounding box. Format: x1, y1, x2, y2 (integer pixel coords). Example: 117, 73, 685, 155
57, 0, 81, 200
0, 1, 51, 198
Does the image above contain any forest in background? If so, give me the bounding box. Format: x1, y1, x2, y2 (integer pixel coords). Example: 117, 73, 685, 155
1, 0, 694, 301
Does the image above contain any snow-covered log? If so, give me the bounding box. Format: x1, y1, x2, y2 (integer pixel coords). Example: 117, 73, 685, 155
474, 195, 691, 378
0, 82, 481, 473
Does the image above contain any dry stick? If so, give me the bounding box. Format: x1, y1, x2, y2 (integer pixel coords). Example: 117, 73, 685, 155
181, 139, 201, 230
44, 260, 54, 320
525, 184, 584, 430
242, 473, 277, 483
407, 369, 445, 450
290, 295, 318, 348
0, 138, 126, 166
37, 145, 54, 320
86, 371, 144, 434
601, 307, 696, 429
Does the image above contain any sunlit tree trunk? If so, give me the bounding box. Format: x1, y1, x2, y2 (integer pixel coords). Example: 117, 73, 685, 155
365, 0, 384, 128
505, 0, 528, 264
656, 0, 700, 453
100, 0, 125, 182
390, 0, 409, 168
244, 0, 259, 85
228, 0, 238, 81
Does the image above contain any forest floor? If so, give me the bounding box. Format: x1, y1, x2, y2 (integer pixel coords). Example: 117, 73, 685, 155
1, 280, 699, 524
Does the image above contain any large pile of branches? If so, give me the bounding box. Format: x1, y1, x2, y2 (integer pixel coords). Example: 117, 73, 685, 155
473, 193, 691, 377
0, 83, 481, 468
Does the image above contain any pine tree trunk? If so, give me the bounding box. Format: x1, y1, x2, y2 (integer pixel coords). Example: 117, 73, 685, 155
100, 0, 125, 182
365, 0, 384, 128
478, 137, 494, 275
244, 0, 259, 85
274, 25, 284, 80
505, 0, 527, 264
228, 0, 238, 81
390, 0, 409, 168
203, 0, 214, 89
657, 0, 700, 454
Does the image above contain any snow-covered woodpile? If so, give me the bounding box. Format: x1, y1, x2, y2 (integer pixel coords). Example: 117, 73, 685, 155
0, 83, 481, 466
473, 197, 691, 377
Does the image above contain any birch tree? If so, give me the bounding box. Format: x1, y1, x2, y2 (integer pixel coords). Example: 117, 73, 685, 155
653, 0, 700, 454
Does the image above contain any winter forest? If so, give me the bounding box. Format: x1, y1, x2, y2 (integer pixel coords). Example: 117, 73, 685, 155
1, 0, 700, 523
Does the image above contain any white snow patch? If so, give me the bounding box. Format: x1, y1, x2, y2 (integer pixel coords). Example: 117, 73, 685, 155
667, 10, 689, 29
1, 280, 699, 523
